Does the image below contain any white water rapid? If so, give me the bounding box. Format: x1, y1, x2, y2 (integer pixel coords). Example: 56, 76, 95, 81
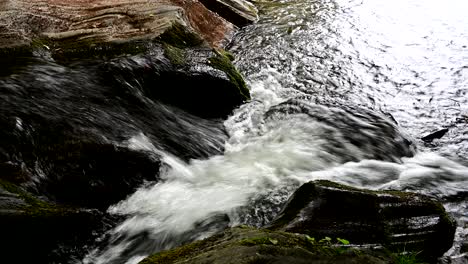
84, 68, 468, 264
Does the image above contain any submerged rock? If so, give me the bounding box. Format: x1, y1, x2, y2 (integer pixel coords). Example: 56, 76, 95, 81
139, 226, 396, 264
421, 128, 449, 142
265, 98, 415, 162
268, 180, 456, 261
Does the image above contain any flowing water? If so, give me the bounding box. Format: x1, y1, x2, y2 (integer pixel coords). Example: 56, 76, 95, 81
80, 0, 468, 263
2, 0, 467, 263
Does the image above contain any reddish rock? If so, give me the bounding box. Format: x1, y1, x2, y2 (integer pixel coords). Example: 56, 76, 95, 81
0, 0, 250, 49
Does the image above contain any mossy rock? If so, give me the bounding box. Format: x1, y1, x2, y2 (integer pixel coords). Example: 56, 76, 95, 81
268, 180, 456, 262
127, 46, 249, 119
139, 226, 396, 264
0, 22, 204, 65
157, 22, 205, 49
208, 49, 250, 101
163, 43, 187, 66
0, 179, 103, 263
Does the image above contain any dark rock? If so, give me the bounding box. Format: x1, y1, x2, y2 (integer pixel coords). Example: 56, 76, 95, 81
0, 180, 104, 263
421, 128, 449, 142
139, 226, 396, 264
265, 98, 415, 162
37, 141, 162, 209
105, 45, 250, 119
199, 0, 258, 27
0, 42, 249, 208
461, 241, 468, 253
268, 180, 456, 262
0, 111, 163, 209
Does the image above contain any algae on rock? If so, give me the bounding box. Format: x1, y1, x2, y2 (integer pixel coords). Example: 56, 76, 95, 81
209, 49, 250, 101
0, 179, 103, 263
139, 226, 396, 264
268, 180, 456, 262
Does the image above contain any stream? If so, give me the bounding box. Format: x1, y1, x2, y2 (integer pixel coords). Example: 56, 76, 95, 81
81, 0, 468, 263
1, 0, 466, 263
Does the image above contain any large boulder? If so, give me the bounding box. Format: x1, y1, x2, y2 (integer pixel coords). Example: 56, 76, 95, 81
139, 226, 396, 264
268, 180, 456, 262
0, 0, 239, 49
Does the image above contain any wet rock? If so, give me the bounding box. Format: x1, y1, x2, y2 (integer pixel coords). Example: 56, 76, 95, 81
105, 43, 249, 119
0, 113, 163, 209
0, 42, 248, 208
421, 128, 449, 142
139, 226, 396, 264
199, 0, 258, 27
0, 180, 104, 263
36, 141, 162, 209
268, 180, 456, 261
461, 241, 468, 254
0, 0, 251, 118
265, 98, 415, 162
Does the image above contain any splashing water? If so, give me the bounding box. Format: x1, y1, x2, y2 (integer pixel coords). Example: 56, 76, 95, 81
84, 73, 468, 264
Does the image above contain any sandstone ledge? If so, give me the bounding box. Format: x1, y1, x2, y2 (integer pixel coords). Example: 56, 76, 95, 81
0, 0, 257, 50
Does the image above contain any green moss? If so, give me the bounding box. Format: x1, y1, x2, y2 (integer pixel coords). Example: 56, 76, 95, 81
139, 240, 204, 264
0, 179, 24, 196
44, 38, 147, 63
0, 179, 74, 217
139, 227, 399, 264
158, 23, 204, 49
0, 179, 46, 207
239, 237, 275, 246
163, 43, 186, 66
219, 50, 235, 61
208, 49, 250, 101
139, 232, 224, 264
395, 252, 426, 264
235, 228, 339, 256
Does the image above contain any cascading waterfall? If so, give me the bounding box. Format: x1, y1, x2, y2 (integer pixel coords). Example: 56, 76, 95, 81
84, 0, 468, 263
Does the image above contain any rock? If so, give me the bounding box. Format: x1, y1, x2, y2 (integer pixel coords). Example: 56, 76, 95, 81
0, 111, 163, 210
268, 180, 456, 262
421, 128, 449, 142
0, 0, 238, 50
265, 98, 415, 162
0, 38, 249, 208
0, 179, 104, 263
0, 0, 251, 118
105, 40, 250, 119
199, 0, 258, 27
35, 141, 162, 209
139, 226, 396, 264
